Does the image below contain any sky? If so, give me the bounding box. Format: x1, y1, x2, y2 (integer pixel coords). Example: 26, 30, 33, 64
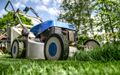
0, 0, 63, 21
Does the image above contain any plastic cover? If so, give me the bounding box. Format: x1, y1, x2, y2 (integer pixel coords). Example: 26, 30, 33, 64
30, 20, 76, 36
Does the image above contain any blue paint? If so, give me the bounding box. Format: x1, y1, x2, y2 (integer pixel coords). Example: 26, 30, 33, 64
30, 20, 76, 36
13, 46, 16, 54
48, 42, 57, 56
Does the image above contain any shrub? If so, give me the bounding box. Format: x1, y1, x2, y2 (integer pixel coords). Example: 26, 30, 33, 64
77, 35, 89, 50
73, 42, 120, 61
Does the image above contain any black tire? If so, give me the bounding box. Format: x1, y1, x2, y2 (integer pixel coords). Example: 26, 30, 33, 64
83, 39, 100, 51
44, 34, 69, 60
20, 41, 26, 58
11, 40, 25, 58
11, 40, 19, 58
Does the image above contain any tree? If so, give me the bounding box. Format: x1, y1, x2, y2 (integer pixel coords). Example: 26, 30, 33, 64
93, 0, 120, 42
0, 12, 32, 29
58, 0, 96, 36
59, 0, 120, 43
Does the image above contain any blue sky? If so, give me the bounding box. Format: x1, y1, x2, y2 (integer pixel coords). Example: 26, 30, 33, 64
0, 0, 63, 21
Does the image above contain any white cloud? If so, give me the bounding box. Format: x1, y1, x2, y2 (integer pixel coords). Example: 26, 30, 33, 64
30, 0, 41, 4
0, 9, 7, 17
14, 2, 21, 8
21, 0, 29, 4
48, 8, 60, 16
42, 0, 50, 5
36, 5, 48, 11
56, 0, 63, 4
14, 2, 25, 8
29, 0, 63, 5
36, 5, 60, 16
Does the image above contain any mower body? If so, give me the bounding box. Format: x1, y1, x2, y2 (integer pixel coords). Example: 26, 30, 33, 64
8, 20, 77, 60
30, 20, 76, 36
28, 20, 77, 59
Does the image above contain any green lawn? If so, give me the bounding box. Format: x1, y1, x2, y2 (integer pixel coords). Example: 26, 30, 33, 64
0, 55, 120, 75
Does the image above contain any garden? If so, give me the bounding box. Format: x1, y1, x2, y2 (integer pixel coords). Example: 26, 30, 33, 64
0, 0, 120, 75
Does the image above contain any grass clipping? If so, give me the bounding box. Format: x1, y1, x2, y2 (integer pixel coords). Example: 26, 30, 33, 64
73, 42, 120, 61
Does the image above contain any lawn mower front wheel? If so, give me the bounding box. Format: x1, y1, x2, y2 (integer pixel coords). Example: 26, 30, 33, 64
11, 40, 19, 58
11, 39, 25, 58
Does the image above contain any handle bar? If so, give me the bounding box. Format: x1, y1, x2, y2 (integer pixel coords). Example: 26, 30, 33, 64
4, 0, 15, 13
23, 7, 42, 22
4, 0, 25, 28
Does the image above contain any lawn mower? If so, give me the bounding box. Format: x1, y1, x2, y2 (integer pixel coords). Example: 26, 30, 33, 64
2, 0, 100, 60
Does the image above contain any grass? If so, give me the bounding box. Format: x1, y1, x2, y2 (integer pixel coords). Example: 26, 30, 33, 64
72, 42, 120, 61
0, 42, 120, 75
1, 56, 120, 75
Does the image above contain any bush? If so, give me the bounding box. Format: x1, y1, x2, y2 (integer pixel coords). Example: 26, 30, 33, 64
73, 42, 120, 61
77, 35, 89, 50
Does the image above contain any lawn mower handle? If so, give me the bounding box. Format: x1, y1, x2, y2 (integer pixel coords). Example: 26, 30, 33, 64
4, 0, 15, 13
23, 6, 43, 22
4, 0, 28, 30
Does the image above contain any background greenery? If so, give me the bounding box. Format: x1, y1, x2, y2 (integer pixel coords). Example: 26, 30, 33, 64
58, 0, 120, 44
72, 42, 120, 61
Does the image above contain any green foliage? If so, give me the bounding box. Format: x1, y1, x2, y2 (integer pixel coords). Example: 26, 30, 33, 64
0, 12, 32, 29
93, 0, 120, 42
73, 42, 120, 61
58, 0, 96, 36
77, 35, 89, 50
59, 0, 120, 42
93, 35, 103, 42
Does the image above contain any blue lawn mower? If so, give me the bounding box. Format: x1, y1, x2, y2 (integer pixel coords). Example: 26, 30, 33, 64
4, 1, 100, 60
